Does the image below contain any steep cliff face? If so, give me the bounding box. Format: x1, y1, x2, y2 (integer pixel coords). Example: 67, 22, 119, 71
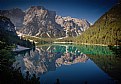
55, 16, 90, 37
0, 6, 90, 38
0, 8, 25, 29
19, 6, 64, 38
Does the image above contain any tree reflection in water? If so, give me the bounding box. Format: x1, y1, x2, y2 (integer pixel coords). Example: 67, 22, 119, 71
13, 44, 120, 84
88, 45, 121, 84
13, 45, 89, 76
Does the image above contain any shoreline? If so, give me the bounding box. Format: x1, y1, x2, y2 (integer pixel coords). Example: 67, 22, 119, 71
53, 42, 108, 46
53, 42, 74, 44
53, 42, 120, 46
75, 43, 120, 46
12, 45, 30, 52
16, 33, 119, 47
75, 43, 108, 46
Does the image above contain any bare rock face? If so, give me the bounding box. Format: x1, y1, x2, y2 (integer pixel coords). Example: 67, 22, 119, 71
55, 16, 90, 37
20, 6, 64, 38
0, 6, 90, 38
0, 8, 25, 30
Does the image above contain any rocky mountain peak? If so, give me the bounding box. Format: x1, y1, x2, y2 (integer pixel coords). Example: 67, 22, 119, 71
0, 6, 90, 38
24, 6, 56, 25
10, 8, 24, 13
55, 15, 90, 37
20, 6, 63, 37
26, 6, 45, 14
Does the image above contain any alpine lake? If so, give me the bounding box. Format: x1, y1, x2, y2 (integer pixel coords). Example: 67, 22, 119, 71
13, 44, 121, 84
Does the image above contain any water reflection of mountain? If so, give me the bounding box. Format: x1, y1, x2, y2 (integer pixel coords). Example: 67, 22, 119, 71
13, 45, 89, 76
13, 44, 119, 84
56, 52, 88, 67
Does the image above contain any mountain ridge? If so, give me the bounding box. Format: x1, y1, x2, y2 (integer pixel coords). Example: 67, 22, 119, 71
55, 15, 90, 37
0, 6, 90, 38
76, 3, 121, 45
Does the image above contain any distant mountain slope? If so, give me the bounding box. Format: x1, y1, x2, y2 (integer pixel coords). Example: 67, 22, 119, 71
0, 16, 33, 48
0, 16, 18, 46
0, 6, 90, 38
76, 3, 121, 45
55, 16, 90, 37
0, 8, 25, 29
0, 16, 16, 32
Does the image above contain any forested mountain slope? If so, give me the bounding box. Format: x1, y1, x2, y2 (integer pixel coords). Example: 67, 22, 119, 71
0, 16, 34, 49
76, 3, 121, 45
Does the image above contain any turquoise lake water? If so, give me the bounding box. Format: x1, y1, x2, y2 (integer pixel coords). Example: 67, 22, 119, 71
14, 44, 120, 84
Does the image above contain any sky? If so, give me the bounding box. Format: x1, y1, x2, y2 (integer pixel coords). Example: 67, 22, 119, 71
0, 0, 118, 23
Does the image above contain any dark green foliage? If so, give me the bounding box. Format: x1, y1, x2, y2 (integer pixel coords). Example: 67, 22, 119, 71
0, 28, 34, 48
0, 28, 17, 47
22, 35, 54, 44
0, 16, 39, 84
88, 45, 121, 83
89, 53, 121, 83
56, 37, 75, 42
0, 49, 40, 84
32, 41, 36, 47
108, 45, 121, 57
76, 4, 121, 45
0, 49, 13, 71
0, 16, 34, 49
24, 71, 40, 84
